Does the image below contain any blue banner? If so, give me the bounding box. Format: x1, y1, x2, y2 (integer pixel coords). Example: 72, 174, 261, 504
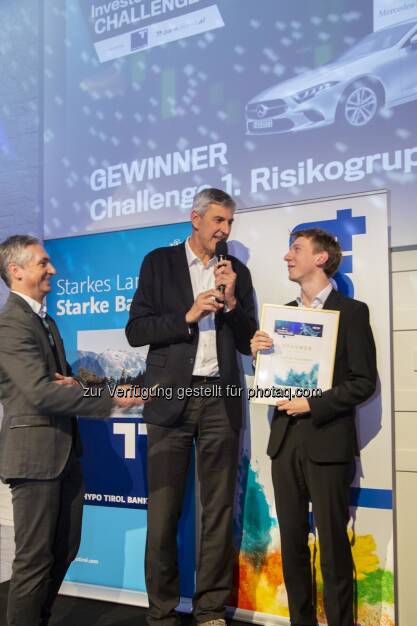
46, 222, 195, 594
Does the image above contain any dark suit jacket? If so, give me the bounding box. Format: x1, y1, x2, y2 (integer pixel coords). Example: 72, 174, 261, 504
267, 289, 377, 462
125, 242, 257, 429
0, 293, 112, 481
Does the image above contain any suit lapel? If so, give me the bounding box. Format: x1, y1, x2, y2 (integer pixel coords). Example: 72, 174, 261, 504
6, 293, 66, 373
7, 295, 48, 346
322, 288, 342, 311
175, 243, 195, 310
5, 292, 34, 315
322, 289, 344, 367
46, 315, 67, 374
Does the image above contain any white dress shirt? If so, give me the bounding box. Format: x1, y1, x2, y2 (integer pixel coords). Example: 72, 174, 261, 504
185, 238, 220, 377
11, 290, 46, 318
295, 282, 333, 310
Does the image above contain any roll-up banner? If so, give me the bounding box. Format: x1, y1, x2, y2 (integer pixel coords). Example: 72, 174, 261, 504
46, 221, 196, 605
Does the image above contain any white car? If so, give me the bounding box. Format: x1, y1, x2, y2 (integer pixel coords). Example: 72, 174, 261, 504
246, 19, 417, 134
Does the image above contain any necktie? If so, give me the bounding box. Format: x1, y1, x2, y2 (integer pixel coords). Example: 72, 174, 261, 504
38, 313, 78, 445
38, 314, 63, 375
40, 316, 56, 348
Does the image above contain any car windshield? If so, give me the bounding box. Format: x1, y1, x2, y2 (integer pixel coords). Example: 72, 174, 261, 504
339, 21, 416, 61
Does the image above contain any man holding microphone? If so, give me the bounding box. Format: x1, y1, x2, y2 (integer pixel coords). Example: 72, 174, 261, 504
126, 188, 257, 626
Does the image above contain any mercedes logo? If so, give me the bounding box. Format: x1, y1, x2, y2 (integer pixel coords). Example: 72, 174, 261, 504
256, 104, 268, 118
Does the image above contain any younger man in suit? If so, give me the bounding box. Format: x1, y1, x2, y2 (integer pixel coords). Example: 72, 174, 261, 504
251, 228, 377, 626
0, 235, 143, 626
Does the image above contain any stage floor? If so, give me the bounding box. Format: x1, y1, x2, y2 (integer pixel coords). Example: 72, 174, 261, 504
0, 582, 251, 626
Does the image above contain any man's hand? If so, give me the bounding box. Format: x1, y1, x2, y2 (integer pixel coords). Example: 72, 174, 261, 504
185, 289, 224, 324
214, 260, 237, 310
250, 330, 273, 359
276, 397, 310, 416
53, 373, 79, 386
112, 385, 147, 409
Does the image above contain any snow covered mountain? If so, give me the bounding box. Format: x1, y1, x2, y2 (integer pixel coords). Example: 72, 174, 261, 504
74, 349, 146, 380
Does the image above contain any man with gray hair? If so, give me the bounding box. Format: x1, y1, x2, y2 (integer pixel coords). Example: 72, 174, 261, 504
126, 188, 257, 626
0, 235, 143, 626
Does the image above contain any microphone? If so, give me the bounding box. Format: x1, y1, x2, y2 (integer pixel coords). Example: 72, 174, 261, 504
215, 240, 228, 297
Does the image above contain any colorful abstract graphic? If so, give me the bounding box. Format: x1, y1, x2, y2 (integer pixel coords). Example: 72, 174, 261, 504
274, 320, 323, 338
274, 363, 319, 389
233, 458, 395, 626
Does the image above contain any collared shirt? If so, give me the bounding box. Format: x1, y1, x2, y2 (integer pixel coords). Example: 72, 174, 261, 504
295, 282, 333, 310
11, 290, 46, 318
185, 238, 219, 377
11, 291, 63, 374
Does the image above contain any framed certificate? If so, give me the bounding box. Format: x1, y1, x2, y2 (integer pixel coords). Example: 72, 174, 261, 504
252, 304, 339, 405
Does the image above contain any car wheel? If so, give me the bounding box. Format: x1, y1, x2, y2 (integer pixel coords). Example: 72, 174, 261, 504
339, 82, 381, 128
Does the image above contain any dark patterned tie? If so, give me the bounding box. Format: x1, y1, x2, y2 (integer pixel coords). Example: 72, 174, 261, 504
38, 314, 63, 375
40, 315, 56, 348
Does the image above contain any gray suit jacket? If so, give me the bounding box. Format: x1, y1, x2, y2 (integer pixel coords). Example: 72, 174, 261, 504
0, 293, 112, 481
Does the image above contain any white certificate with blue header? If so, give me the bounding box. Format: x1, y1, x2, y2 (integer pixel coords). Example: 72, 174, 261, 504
252, 304, 339, 406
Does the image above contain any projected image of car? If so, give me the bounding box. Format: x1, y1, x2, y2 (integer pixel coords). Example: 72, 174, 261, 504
246, 19, 417, 135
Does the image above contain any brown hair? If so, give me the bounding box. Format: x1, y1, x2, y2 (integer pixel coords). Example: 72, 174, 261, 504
290, 228, 342, 276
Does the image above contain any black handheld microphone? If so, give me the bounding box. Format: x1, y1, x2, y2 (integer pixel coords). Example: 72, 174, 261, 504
215, 240, 228, 297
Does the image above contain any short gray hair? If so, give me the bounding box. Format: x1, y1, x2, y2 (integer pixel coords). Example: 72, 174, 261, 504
192, 188, 236, 215
0, 235, 40, 287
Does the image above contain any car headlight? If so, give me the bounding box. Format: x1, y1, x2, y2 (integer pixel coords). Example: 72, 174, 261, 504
293, 81, 339, 103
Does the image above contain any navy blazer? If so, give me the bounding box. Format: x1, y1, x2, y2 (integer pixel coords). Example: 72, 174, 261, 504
126, 242, 257, 430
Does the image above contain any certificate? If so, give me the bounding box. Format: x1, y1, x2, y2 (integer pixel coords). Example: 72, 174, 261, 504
252, 304, 339, 405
